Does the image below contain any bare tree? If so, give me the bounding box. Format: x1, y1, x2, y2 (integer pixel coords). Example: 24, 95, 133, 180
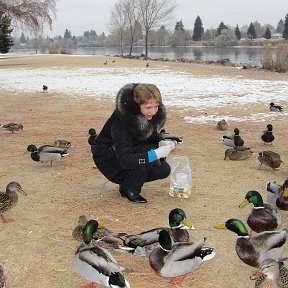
0, 0, 57, 33
137, 0, 176, 58
110, 0, 128, 56
122, 0, 138, 56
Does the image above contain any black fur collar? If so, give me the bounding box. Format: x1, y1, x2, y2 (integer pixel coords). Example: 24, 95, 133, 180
115, 83, 166, 140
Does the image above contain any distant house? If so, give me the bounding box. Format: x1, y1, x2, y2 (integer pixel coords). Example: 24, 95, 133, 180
272, 33, 283, 39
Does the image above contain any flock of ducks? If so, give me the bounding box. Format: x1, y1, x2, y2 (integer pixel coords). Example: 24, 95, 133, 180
215, 102, 288, 287
1, 100, 286, 287
71, 208, 215, 287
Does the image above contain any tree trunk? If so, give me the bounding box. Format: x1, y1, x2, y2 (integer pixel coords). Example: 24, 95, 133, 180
145, 31, 148, 59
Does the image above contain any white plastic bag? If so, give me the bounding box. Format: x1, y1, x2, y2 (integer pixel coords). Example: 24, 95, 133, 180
169, 156, 192, 198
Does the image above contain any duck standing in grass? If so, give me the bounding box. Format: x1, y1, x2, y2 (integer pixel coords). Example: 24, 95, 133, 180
258, 151, 283, 170
222, 128, 244, 147
270, 102, 283, 112
0, 123, 23, 133
122, 208, 194, 256
149, 229, 215, 285
215, 218, 287, 268
74, 220, 131, 288
0, 182, 27, 223
250, 258, 288, 287
261, 124, 275, 145
26, 144, 69, 166
239, 190, 283, 236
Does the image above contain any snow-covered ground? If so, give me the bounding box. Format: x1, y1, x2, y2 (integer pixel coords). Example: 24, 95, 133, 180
1, 63, 287, 123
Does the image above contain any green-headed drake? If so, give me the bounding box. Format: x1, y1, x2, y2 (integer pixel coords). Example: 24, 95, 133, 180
215, 218, 286, 268
88, 128, 97, 145
149, 229, 215, 284
239, 190, 283, 236
74, 220, 131, 288
261, 124, 275, 146
0, 182, 27, 223
250, 258, 288, 287
122, 208, 195, 256
26, 144, 69, 166
222, 128, 244, 147
258, 151, 283, 170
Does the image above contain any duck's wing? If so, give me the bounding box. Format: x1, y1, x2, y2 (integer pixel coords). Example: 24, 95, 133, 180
39, 145, 67, 154
251, 230, 286, 262
124, 227, 168, 247
165, 238, 205, 262
77, 244, 126, 275
0, 193, 12, 211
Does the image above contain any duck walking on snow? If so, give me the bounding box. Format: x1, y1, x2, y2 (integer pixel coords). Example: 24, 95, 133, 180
222, 128, 244, 147
74, 219, 131, 288
261, 124, 275, 145
26, 144, 69, 166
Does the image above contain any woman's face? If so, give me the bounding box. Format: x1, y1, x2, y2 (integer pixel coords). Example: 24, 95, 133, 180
140, 99, 159, 120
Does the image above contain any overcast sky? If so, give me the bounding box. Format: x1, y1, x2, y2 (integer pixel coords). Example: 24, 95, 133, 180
45, 0, 287, 37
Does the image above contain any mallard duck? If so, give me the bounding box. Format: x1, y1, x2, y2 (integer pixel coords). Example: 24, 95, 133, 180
266, 180, 288, 211
250, 258, 288, 287
239, 190, 283, 236
215, 218, 286, 268
266, 181, 282, 209
72, 215, 88, 241
224, 146, 253, 160
149, 229, 215, 283
0, 265, 6, 288
88, 128, 97, 145
261, 124, 275, 145
122, 208, 194, 256
0, 182, 27, 223
216, 119, 229, 131
222, 128, 244, 147
72, 215, 127, 250
0, 123, 23, 133
270, 102, 283, 112
74, 220, 131, 288
52, 140, 72, 149
258, 151, 283, 170
26, 144, 69, 166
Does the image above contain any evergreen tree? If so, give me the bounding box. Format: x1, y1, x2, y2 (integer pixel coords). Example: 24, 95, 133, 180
275, 19, 284, 33
263, 27, 271, 39
20, 32, 27, 44
216, 21, 228, 36
283, 13, 288, 39
64, 29, 72, 39
235, 24, 241, 40
247, 22, 256, 39
192, 16, 204, 41
0, 12, 14, 54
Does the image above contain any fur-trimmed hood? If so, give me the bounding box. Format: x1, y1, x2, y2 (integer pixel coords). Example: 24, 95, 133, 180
115, 83, 166, 140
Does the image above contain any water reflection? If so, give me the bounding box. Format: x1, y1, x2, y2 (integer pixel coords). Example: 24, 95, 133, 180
11, 46, 263, 66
